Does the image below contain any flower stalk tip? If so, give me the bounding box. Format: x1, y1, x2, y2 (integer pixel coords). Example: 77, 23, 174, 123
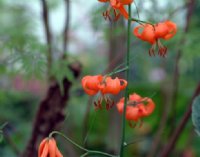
38, 137, 63, 157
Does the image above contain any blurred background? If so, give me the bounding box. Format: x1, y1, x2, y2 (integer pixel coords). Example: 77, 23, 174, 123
0, 0, 200, 156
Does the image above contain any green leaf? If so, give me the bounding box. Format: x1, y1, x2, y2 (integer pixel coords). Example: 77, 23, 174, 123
0, 122, 8, 143
192, 95, 200, 136
0, 132, 3, 143
51, 60, 75, 95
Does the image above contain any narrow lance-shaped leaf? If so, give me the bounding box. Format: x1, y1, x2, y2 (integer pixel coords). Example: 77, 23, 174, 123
192, 95, 200, 136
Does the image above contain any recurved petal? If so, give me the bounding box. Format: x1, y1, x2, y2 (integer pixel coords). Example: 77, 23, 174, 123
133, 25, 143, 39
129, 93, 142, 102
98, 0, 109, 2
119, 0, 133, 5
38, 138, 48, 157
163, 20, 177, 40
119, 79, 127, 91
81, 75, 102, 95
48, 138, 56, 157
155, 22, 169, 38
41, 142, 49, 157
133, 24, 156, 44
55, 147, 63, 157
116, 101, 124, 113
100, 77, 121, 95
82, 80, 99, 95
111, 0, 122, 8
143, 97, 155, 115
118, 5, 129, 19
126, 107, 140, 122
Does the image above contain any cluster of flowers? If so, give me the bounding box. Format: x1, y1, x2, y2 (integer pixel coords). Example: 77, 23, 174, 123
38, 1, 177, 156
82, 75, 155, 126
117, 93, 155, 126
133, 21, 177, 57
82, 75, 127, 110
99, 0, 177, 57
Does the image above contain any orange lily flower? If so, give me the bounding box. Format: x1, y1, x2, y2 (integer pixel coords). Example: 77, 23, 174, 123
133, 20, 177, 57
116, 93, 155, 127
98, 0, 133, 21
82, 75, 127, 110
81, 75, 103, 96
98, 76, 127, 95
154, 20, 177, 41
133, 24, 156, 45
38, 138, 63, 157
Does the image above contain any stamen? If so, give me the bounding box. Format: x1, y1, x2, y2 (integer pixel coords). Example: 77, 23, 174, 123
138, 119, 143, 128
106, 102, 110, 110
158, 46, 167, 57
98, 99, 103, 109
110, 100, 115, 108
128, 121, 137, 128
157, 40, 167, 57
149, 46, 155, 56
102, 11, 111, 21
94, 101, 99, 111
113, 9, 121, 21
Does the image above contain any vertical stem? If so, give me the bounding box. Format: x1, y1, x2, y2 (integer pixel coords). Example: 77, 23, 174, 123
120, 4, 131, 157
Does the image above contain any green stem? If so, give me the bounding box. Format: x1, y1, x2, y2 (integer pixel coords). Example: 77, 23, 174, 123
108, 66, 128, 76
120, 4, 132, 157
123, 138, 144, 148
81, 152, 89, 157
49, 131, 117, 157
129, 18, 154, 25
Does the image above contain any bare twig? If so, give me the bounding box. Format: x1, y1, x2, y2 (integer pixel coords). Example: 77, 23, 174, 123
167, 4, 187, 20
3, 131, 21, 156
159, 82, 200, 157
63, 0, 70, 56
41, 0, 53, 80
147, 84, 172, 157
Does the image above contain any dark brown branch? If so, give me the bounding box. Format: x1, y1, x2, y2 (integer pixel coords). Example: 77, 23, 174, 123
21, 62, 81, 157
41, 0, 53, 79
147, 83, 172, 157
63, 0, 70, 56
169, 50, 181, 133
159, 81, 200, 157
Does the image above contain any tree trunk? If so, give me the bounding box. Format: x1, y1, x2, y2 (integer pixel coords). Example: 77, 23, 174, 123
21, 62, 81, 157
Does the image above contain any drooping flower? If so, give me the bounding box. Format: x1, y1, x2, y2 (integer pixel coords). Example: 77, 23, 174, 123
38, 138, 63, 157
82, 75, 127, 110
98, 76, 127, 95
81, 75, 103, 96
98, 0, 133, 21
133, 20, 177, 57
116, 93, 155, 127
